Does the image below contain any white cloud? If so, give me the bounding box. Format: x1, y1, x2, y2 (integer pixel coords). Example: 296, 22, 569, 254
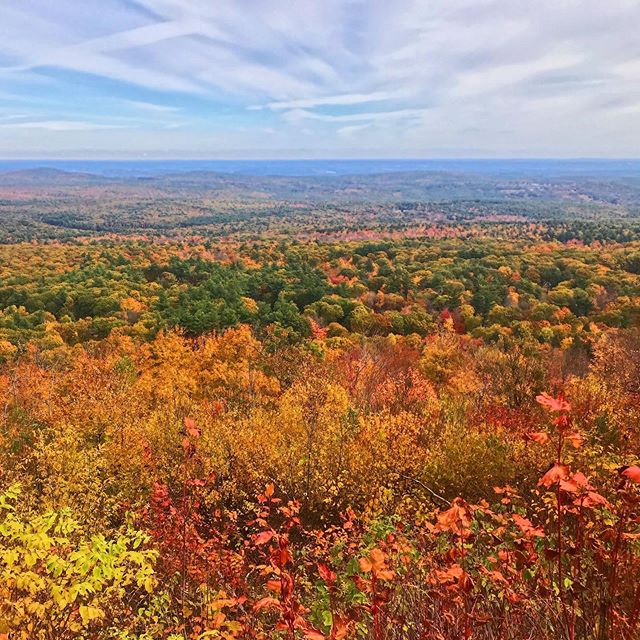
0, 0, 638, 156
449, 51, 585, 99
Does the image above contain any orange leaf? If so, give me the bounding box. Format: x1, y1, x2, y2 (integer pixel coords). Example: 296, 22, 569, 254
376, 569, 395, 581
332, 616, 348, 640
266, 579, 281, 592
527, 432, 550, 445
436, 499, 471, 533
369, 548, 386, 571
183, 417, 200, 438
212, 612, 226, 628
566, 432, 583, 449
435, 563, 465, 584
359, 557, 373, 573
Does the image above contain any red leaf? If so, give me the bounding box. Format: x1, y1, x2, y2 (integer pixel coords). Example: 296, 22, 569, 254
536, 392, 571, 413
254, 531, 274, 545
621, 465, 640, 484
212, 401, 223, 415
571, 472, 592, 489
512, 513, 544, 538
559, 478, 579, 493
538, 463, 570, 488
581, 491, 610, 509
253, 597, 281, 612
317, 562, 336, 585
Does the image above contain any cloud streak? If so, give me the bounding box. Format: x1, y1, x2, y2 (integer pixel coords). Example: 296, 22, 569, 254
0, 120, 133, 131
251, 91, 404, 111
0, 0, 638, 157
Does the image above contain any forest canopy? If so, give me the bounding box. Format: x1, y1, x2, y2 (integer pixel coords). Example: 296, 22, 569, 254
0, 169, 639, 640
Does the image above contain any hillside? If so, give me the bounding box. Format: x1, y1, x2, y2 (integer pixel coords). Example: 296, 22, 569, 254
0, 166, 639, 639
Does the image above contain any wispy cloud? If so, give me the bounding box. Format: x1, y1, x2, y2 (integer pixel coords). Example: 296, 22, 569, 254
0, 120, 132, 131
0, 0, 638, 157
337, 123, 372, 138
0, 114, 30, 122
283, 107, 430, 125
251, 91, 404, 111
120, 100, 180, 113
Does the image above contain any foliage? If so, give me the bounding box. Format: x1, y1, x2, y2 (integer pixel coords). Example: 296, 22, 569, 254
0, 485, 157, 639
1, 184, 640, 637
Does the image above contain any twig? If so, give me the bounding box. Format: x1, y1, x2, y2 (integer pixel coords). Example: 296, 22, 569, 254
399, 473, 451, 507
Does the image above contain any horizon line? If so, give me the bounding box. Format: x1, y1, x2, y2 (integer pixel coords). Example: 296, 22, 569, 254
1, 157, 639, 162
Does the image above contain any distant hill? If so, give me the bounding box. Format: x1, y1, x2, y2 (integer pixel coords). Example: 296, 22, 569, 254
0, 167, 111, 186
0, 166, 638, 207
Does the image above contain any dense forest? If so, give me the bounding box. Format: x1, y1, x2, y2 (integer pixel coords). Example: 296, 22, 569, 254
1, 169, 639, 640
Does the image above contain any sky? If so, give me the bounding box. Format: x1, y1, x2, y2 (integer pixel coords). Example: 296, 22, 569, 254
0, 0, 639, 159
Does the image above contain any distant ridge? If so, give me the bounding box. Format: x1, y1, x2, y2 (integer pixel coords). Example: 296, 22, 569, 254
0, 164, 637, 206
0, 167, 109, 185
0, 159, 638, 180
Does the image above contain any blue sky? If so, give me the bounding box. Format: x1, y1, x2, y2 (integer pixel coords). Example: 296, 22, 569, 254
0, 0, 639, 158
